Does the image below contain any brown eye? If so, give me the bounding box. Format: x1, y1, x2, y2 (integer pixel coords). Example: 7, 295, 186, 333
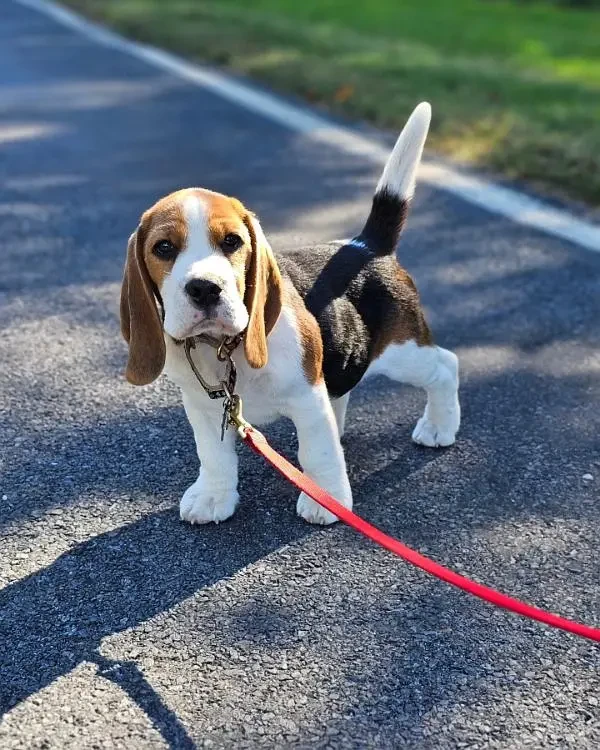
220, 233, 242, 253
153, 240, 177, 260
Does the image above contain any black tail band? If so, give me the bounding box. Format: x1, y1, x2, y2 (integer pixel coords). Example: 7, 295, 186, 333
356, 189, 409, 255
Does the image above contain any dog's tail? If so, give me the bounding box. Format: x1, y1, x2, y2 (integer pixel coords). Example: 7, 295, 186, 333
356, 102, 431, 255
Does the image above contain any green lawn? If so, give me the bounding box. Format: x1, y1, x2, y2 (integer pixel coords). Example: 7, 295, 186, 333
65, 0, 600, 205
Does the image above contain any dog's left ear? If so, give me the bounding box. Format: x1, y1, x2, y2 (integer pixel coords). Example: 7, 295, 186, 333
242, 213, 283, 369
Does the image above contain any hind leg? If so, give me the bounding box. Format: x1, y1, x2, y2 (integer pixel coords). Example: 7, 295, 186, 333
411, 344, 460, 447
330, 392, 350, 437
368, 340, 460, 447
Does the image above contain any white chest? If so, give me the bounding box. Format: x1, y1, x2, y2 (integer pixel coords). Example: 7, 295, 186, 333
163, 308, 304, 426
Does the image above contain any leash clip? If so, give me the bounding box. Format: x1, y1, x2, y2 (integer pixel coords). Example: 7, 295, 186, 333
227, 394, 251, 438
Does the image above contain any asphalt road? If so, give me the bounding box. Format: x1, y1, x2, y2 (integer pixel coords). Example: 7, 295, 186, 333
1, 2, 599, 748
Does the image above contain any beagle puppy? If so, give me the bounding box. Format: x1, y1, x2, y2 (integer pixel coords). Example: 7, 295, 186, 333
120, 103, 460, 526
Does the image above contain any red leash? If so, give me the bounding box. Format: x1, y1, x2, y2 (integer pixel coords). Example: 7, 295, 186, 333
243, 427, 600, 643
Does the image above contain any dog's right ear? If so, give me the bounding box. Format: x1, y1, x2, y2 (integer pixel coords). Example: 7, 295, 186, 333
120, 226, 166, 385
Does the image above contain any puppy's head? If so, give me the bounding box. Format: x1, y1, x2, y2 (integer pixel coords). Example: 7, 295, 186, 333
120, 188, 282, 385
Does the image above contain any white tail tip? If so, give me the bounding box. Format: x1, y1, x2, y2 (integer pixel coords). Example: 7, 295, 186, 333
375, 102, 431, 202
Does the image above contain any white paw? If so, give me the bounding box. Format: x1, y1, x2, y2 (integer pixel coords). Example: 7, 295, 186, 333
412, 414, 458, 448
180, 477, 239, 525
297, 490, 352, 526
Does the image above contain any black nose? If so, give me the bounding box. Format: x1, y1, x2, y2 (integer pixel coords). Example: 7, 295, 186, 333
185, 279, 222, 307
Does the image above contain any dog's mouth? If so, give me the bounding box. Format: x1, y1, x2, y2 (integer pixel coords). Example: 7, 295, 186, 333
193, 319, 241, 338
164, 292, 249, 344
169, 315, 243, 344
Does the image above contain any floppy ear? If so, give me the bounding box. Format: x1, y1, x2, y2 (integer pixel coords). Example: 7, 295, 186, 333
120, 226, 166, 385
243, 213, 283, 369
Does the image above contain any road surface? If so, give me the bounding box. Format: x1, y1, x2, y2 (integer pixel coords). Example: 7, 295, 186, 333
1, 1, 599, 748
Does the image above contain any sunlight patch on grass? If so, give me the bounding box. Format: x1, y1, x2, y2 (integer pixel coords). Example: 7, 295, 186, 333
436, 115, 517, 163
63, 0, 600, 205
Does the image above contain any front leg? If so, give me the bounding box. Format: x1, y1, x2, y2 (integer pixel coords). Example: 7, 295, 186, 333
287, 382, 353, 525
180, 392, 239, 524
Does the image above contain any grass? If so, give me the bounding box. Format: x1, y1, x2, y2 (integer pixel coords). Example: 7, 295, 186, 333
64, 0, 600, 205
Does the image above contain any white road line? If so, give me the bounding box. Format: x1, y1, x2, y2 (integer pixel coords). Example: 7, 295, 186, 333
13, 0, 600, 254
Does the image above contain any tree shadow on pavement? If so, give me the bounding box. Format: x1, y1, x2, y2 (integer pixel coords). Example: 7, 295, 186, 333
0, 464, 310, 726
1, 360, 599, 746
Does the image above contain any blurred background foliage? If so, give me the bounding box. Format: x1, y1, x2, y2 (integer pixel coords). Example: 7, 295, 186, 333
66, 0, 600, 205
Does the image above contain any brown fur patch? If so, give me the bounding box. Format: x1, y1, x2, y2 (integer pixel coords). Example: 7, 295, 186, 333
242, 213, 283, 369
120, 228, 166, 385
371, 263, 433, 359
284, 280, 324, 385
140, 192, 189, 289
